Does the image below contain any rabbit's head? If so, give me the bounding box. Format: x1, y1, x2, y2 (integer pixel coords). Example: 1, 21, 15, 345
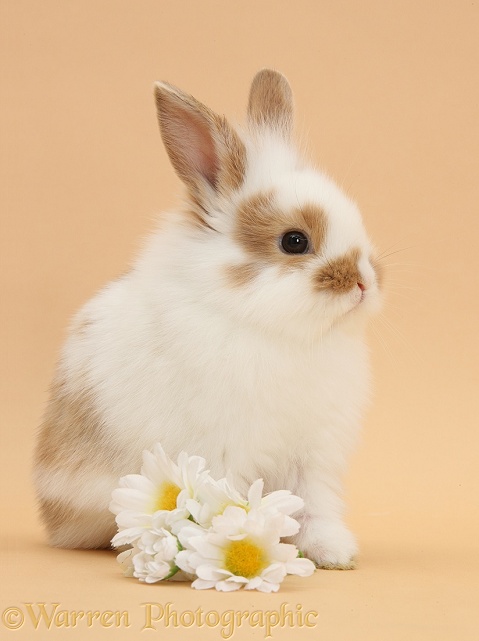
154, 70, 382, 341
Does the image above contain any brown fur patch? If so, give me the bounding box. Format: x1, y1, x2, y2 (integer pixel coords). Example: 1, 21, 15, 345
248, 69, 293, 138
298, 204, 329, 254
34, 378, 129, 548
313, 248, 362, 294
39, 498, 77, 534
234, 192, 328, 268
38, 498, 116, 549
35, 377, 119, 473
225, 262, 259, 287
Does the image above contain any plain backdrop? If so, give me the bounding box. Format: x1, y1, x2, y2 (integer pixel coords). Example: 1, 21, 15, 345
1, 1, 478, 639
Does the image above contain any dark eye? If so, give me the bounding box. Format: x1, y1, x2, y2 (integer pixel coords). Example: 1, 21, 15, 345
280, 231, 309, 254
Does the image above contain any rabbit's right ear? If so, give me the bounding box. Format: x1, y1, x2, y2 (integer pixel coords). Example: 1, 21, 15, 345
247, 69, 293, 140
154, 82, 246, 200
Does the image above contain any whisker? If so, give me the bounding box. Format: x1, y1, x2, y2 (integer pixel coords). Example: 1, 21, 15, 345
376, 314, 426, 368
370, 323, 397, 366
381, 290, 417, 303
376, 247, 416, 261
338, 146, 363, 195
384, 284, 442, 305
379, 262, 428, 268
382, 282, 420, 291
374, 237, 414, 260
381, 262, 448, 276
384, 283, 417, 294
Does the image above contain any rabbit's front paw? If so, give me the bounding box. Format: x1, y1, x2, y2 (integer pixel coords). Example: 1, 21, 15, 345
298, 520, 358, 570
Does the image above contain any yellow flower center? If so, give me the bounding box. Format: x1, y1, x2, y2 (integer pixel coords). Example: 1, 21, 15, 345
153, 481, 181, 512
224, 538, 269, 579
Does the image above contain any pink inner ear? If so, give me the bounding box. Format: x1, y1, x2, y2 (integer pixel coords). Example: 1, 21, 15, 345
174, 109, 220, 189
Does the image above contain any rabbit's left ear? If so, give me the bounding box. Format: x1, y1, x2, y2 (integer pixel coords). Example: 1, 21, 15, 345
247, 69, 293, 139
154, 81, 246, 198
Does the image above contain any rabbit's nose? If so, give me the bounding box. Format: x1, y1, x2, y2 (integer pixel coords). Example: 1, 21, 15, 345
357, 282, 366, 292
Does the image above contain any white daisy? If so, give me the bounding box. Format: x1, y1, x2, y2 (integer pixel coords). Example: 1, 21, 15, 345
176, 505, 315, 592
114, 513, 194, 582
131, 527, 179, 583
186, 477, 247, 527
246, 478, 305, 537
117, 512, 201, 583
187, 477, 304, 534
109, 443, 211, 535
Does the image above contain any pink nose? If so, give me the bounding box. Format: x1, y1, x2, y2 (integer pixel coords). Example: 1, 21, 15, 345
357, 282, 366, 292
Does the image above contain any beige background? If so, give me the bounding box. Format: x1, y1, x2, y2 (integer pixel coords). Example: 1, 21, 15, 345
1, 1, 478, 639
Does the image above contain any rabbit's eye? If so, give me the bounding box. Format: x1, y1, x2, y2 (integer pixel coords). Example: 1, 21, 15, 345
280, 231, 309, 254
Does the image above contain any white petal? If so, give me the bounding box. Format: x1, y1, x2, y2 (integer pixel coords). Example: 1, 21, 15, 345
191, 578, 216, 590
279, 515, 301, 537
262, 491, 304, 516
243, 576, 262, 590
271, 542, 299, 563
177, 524, 208, 548
206, 532, 229, 548
116, 548, 136, 576
175, 550, 196, 575
120, 474, 156, 494
258, 511, 286, 545
190, 537, 224, 561
181, 454, 208, 490
217, 477, 247, 505
114, 510, 151, 529
151, 508, 188, 531
117, 474, 153, 491
285, 557, 316, 577
222, 574, 249, 583
185, 498, 214, 526
144, 445, 182, 487
111, 527, 145, 547
212, 506, 247, 534
241, 508, 265, 533
144, 560, 172, 581
246, 478, 264, 509
196, 564, 232, 582
261, 563, 287, 584
175, 488, 190, 509
110, 488, 150, 512
197, 478, 243, 517
255, 580, 280, 593
143, 575, 164, 584
182, 551, 205, 572
215, 580, 242, 592
116, 548, 133, 564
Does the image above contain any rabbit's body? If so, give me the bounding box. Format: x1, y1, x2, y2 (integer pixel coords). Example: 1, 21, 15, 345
34, 70, 382, 567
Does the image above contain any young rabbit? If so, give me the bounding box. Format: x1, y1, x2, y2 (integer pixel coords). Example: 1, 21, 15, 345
34, 69, 382, 568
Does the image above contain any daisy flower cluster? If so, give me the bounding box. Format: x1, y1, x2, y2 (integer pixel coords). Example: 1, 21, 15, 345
109, 444, 315, 592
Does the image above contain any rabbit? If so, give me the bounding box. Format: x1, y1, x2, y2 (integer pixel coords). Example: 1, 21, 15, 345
33, 69, 383, 568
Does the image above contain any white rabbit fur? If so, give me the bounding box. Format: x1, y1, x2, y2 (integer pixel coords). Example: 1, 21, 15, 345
34, 70, 382, 567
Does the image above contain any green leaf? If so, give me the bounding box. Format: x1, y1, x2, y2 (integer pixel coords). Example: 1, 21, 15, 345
163, 565, 180, 581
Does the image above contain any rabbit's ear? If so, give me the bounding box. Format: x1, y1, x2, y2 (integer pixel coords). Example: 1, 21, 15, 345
247, 69, 293, 139
154, 82, 246, 198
